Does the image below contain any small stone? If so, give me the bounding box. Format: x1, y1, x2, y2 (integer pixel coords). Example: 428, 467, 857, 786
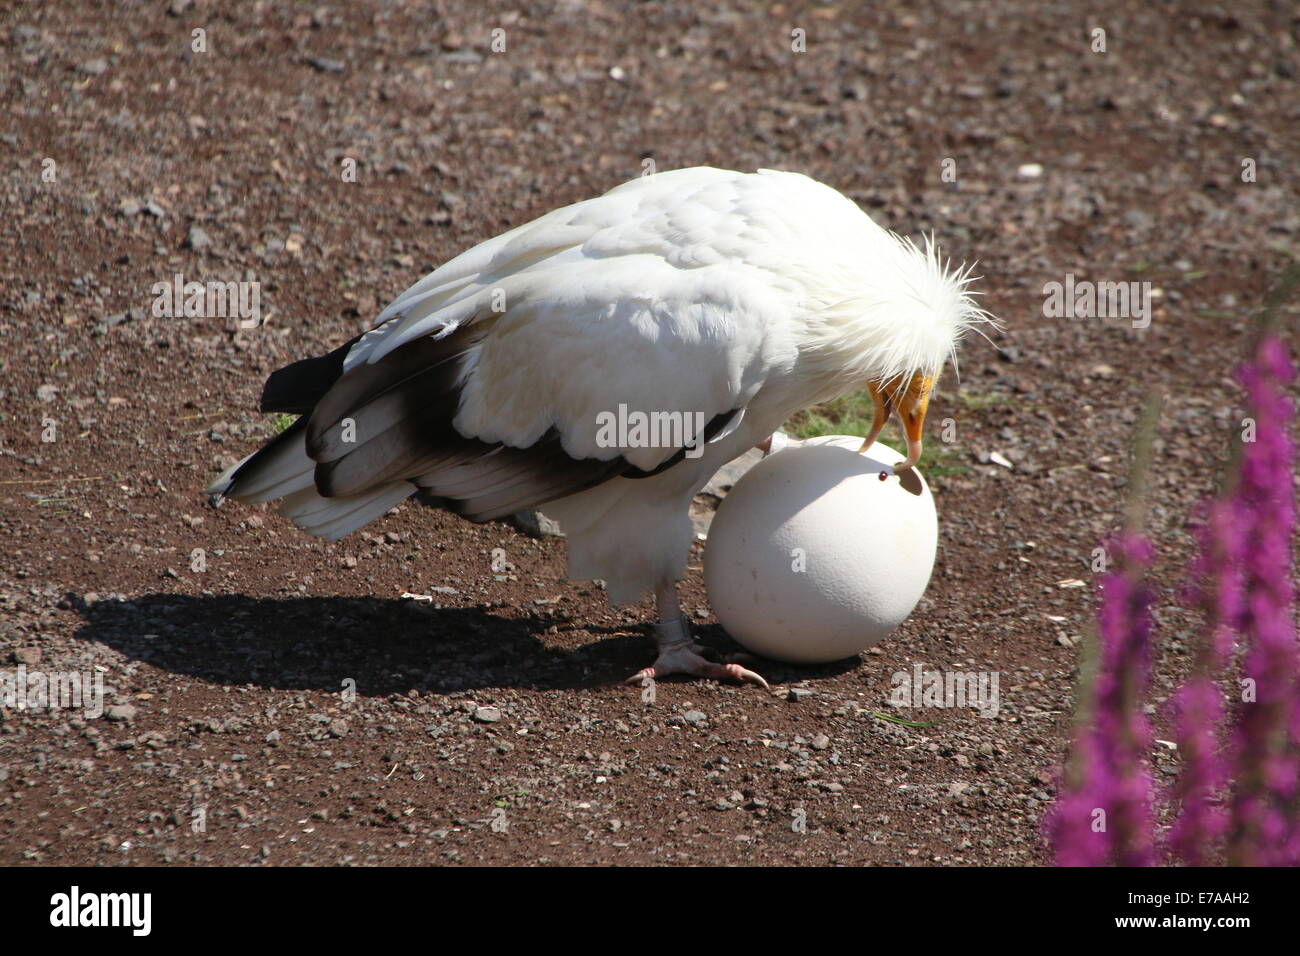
328, 719, 349, 738
509, 509, 564, 537
811, 733, 831, 751
1017, 162, 1043, 179
1123, 209, 1155, 230
78, 58, 109, 76
105, 704, 137, 722
787, 687, 814, 702
36, 384, 59, 402
473, 706, 503, 724
12, 647, 41, 665
308, 56, 345, 73
682, 710, 707, 727
442, 49, 483, 65
186, 225, 212, 251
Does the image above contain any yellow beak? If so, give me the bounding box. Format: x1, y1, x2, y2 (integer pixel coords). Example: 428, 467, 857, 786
858, 373, 934, 471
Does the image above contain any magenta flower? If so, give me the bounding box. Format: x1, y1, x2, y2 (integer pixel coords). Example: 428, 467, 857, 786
1047, 533, 1157, 866
1224, 337, 1297, 866
1167, 498, 1241, 863
1051, 336, 1295, 867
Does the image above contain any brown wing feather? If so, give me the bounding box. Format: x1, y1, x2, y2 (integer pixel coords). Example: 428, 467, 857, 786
236, 325, 744, 524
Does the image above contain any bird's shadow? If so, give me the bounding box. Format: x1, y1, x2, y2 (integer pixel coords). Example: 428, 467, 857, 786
67, 591, 648, 696
65, 590, 857, 697
67, 592, 855, 696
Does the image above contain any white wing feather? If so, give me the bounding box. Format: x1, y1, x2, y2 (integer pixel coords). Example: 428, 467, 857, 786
344, 168, 843, 471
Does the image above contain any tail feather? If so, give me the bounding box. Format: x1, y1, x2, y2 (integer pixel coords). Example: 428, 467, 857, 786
205, 419, 315, 504
279, 481, 416, 540
207, 322, 665, 541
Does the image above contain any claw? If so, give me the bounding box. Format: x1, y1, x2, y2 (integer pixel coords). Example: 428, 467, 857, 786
625, 629, 770, 689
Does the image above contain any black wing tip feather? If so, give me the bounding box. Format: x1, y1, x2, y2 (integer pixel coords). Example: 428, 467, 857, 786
259, 335, 360, 414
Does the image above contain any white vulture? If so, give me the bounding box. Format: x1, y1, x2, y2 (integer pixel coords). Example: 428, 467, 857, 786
207, 167, 988, 687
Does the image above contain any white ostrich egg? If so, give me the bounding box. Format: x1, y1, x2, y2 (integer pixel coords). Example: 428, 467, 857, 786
703, 435, 938, 663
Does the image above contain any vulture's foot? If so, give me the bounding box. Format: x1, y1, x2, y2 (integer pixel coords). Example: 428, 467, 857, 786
624, 617, 769, 689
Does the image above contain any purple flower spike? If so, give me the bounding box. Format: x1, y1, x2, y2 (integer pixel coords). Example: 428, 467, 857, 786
1048, 533, 1157, 866
1168, 676, 1229, 863
1225, 337, 1297, 866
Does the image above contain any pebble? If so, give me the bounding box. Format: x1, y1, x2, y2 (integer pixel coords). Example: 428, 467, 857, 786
510, 510, 564, 538
473, 706, 503, 724
105, 704, 137, 722
186, 225, 212, 251
308, 57, 345, 73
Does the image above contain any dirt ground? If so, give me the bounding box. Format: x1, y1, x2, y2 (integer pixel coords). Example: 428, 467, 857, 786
1, 1, 1296, 866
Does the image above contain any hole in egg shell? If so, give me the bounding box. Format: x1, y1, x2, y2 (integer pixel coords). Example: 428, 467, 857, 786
873, 465, 922, 498
897, 467, 923, 497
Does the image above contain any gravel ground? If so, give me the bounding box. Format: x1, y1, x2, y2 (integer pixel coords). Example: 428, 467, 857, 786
0, 1, 1296, 866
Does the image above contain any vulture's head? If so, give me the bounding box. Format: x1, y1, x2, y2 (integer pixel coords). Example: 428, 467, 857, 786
801, 231, 995, 471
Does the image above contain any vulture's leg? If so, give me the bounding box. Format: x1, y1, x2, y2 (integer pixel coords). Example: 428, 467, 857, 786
624, 581, 770, 689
